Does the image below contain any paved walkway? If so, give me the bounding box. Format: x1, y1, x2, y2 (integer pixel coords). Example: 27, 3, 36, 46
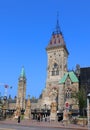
0, 119, 88, 130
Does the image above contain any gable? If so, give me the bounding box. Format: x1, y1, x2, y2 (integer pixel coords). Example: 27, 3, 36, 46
59, 71, 79, 84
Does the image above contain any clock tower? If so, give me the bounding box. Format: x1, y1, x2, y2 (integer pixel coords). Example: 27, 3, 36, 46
16, 66, 26, 110
41, 18, 69, 109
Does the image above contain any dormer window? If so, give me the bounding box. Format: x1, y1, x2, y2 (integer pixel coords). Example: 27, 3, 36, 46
57, 34, 59, 37
54, 39, 56, 44
58, 39, 60, 43
53, 35, 55, 38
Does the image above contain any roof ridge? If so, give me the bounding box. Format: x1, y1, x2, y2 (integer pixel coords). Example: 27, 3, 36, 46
59, 71, 78, 84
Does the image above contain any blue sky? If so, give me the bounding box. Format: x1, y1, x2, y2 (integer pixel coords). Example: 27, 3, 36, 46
0, 0, 90, 99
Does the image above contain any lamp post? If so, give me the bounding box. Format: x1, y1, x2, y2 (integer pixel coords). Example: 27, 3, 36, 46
44, 104, 47, 121
87, 93, 90, 130
2, 96, 7, 119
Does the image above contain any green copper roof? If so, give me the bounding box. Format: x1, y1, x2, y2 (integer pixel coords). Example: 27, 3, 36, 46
69, 72, 79, 82
59, 71, 79, 84
20, 66, 26, 78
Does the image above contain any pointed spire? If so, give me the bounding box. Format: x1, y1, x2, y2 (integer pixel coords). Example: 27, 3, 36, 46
20, 66, 26, 78
56, 12, 61, 34
53, 12, 61, 34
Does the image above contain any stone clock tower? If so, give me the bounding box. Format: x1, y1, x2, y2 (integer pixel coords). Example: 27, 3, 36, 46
40, 18, 69, 110
16, 66, 26, 110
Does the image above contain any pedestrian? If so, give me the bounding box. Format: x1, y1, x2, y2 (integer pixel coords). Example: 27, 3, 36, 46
38, 114, 40, 121
18, 115, 20, 123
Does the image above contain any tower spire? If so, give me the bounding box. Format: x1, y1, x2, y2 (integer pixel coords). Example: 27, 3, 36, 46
17, 66, 26, 110
55, 12, 61, 34
20, 66, 26, 79
52, 12, 61, 35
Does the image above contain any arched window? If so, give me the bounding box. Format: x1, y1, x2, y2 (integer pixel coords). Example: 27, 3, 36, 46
52, 63, 59, 76
54, 63, 58, 68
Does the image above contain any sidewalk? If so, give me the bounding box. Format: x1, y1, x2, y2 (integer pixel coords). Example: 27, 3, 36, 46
0, 119, 88, 130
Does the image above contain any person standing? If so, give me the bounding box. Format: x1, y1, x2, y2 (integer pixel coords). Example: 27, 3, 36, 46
18, 115, 20, 123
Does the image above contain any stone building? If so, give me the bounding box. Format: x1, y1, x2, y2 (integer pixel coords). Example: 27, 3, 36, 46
16, 66, 26, 110
7, 18, 79, 118
37, 18, 69, 111
58, 71, 79, 113
34, 18, 79, 119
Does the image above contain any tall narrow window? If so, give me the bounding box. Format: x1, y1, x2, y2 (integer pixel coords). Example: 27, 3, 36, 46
52, 71, 55, 76
52, 63, 59, 76
54, 39, 56, 44
56, 69, 59, 75
66, 88, 72, 99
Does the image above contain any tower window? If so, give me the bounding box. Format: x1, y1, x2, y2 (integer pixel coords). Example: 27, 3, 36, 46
56, 70, 59, 75
54, 63, 57, 68
52, 71, 55, 76
51, 63, 59, 76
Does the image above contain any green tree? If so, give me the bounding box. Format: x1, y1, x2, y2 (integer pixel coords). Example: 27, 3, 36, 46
73, 88, 87, 116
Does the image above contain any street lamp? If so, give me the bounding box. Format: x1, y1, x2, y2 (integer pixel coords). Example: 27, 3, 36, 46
87, 93, 90, 130
44, 104, 47, 121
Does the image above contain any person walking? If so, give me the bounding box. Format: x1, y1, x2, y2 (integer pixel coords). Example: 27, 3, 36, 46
18, 115, 20, 123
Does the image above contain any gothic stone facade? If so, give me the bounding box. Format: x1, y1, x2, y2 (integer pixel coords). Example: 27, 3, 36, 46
8, 20, 79, 114
16, 67, 26, 110
37, 26, 69, 110
58, 72, 79, 112
37, 22, 79, 113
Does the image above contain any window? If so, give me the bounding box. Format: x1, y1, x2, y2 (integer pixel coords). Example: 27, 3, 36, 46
58, 39, 60, 43
54, 63, 57, 68
52, 63, 59, 76
54, 39, 56, 44
65, 88, 72, 99
56, 69, 59, 75
52, 71, 55, 76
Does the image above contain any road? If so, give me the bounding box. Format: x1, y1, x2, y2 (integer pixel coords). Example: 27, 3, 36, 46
0, 124, 74, 130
